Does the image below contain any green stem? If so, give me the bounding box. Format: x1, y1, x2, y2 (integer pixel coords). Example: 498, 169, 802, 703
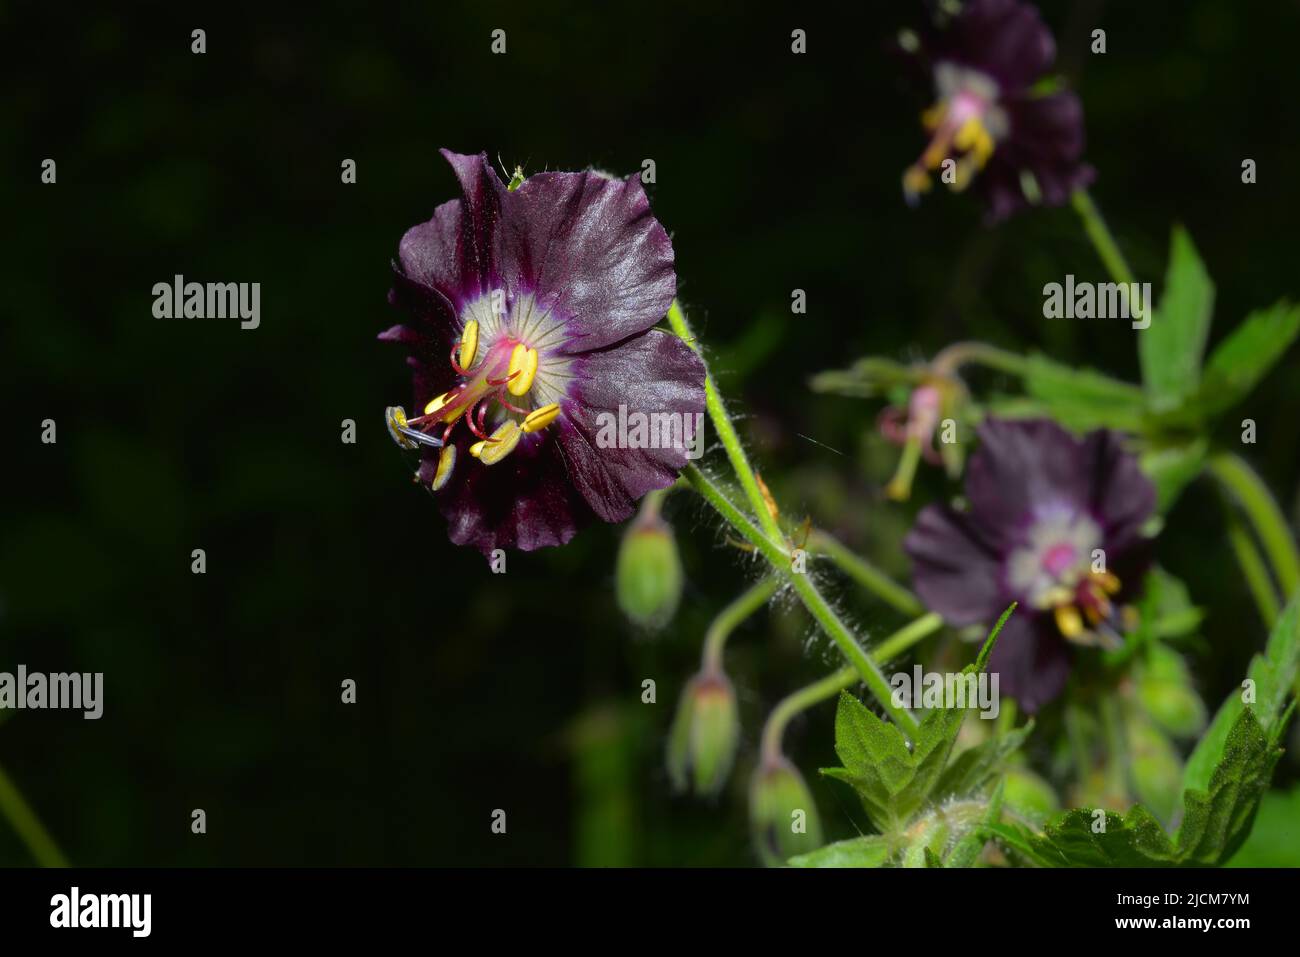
1224, 512, 1281, 628
0, 761, 68, 867
702, 577, 781, 672
1072, 189, 1138, 289
760, 612, 944, 761
1099, 695, 1128, 804
1064, 704, 1091, 788
682, 465, 787, 567
684, 465, 920, 739
874, 611, 945, 662
671, 300, 923, 738
667, 302, 787, 544
930, 341, 1030, 378
808, 530, 924, 616
1208, 452, 1300, 600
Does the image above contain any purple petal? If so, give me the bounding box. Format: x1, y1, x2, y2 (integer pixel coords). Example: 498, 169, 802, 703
977, 91, 1094, 221
555, 330, 706, 522
986, 611, 1071, 713
904, 504, 1009, 627
394, 150, 507, 319
964, 419, 1091, 549
423, 432, 591, 554
501, 169, 676, 353
1080, 429, 1157, 553
927, 0, 1057, 92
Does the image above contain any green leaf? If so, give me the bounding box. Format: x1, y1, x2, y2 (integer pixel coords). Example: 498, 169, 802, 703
1181, 594, 1300, 799
1194, 301, 1300, 418
1021, 354, 1149, 432
1174, 707, 1283, 864
1140, 226, 1216, 412
934, 722, 1034, 801
990, 708, 1280, 866
788, 835, 891, 868
823, 606, 1018, 830
995, 601, 1299, 867
1227, 786, 1300, 867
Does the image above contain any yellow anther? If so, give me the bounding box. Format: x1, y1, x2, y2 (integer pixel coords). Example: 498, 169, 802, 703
903, 166, 933, 196
478, 420, 521, 465
1042, 584, 1074, 608
953, 118, 981, 152
1092, 570, 1122, 595
385, 406, 416, 449
506, 344, 539, 396
920, 103, 946, 131
469, 440, 486, 458
459, 320, 480, 369
424, 391, 450, 416
521, 403, 561, 433
431, 443, 456, 491
1054, 604, 1085, 640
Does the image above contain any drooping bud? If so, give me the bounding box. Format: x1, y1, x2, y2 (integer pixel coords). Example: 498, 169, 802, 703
1137, 646, 1206, 738
1002, 766, 1059, 825
667, 670, 739, 797
616, 508, 682, 630
749, 756, 824, 866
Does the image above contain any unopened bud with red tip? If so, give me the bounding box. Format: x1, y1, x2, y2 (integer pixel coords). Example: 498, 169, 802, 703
749, 755, 824, 866
616, 504, 682, 631
667, 669, 739, 797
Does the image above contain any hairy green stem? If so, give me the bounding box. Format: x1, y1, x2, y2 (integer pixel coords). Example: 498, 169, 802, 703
667, 302, 787, 544
1208, 452, 1300, 601
671, 300, 922, 737
760, 613, 944, 761
702, 577, 781, 672
684, 470, 920, 739
808, 530, 924, 616
0, 761, 68, 867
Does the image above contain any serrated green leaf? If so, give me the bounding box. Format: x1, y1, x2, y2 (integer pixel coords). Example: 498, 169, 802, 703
1175, 708, 1281, 863
833, 692, 913, 793
1194, 301, 1300, 418
935, 722, 1034, 801
824, 609, 1015, 831
1140, 226, 1215, 412
894, 706, 966, 820
1182, 595, 1300, 798
1021, 354, 1149, 432
996, 707, 1283, 867
787, 835, 891, 868
1226, 786, 1300, 866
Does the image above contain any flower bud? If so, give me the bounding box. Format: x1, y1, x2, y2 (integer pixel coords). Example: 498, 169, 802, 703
1137, 647, 1206, 738
667, 670, 739, 797
1002, 766, 1059, 825
749, 756, 824, 866
616, 511, 682, 630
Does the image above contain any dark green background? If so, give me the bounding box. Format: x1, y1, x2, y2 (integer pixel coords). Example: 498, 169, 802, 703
2, 1, 1298, 865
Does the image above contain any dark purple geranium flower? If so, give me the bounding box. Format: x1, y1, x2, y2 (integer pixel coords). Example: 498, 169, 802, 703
381, 150, 705, 553
904, 419, 1156, 712
900, 0, 1095, 221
